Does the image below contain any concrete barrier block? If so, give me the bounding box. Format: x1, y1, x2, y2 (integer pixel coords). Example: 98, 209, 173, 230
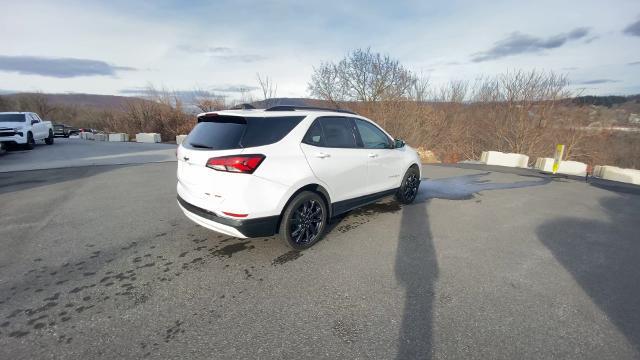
558, 161, 588, 176
594, 165, 640, 185
481, 151, 529, 168
534, 158, 587, 176
593, 165, 604, 178
176, 135, 188, 145
80, 132, 95, 140
534, 157, 554, 172
136, 133, 161, 143
108, 133, 129, 142
94, 133, 107, 141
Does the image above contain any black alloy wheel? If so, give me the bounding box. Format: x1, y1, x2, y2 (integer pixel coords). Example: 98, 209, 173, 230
396, 167, 420, 204
280, 191, 327, 249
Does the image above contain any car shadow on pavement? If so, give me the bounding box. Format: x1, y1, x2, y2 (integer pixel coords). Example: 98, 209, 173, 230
536, 195, 640, 353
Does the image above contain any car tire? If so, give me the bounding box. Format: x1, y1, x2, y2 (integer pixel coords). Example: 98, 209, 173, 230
25, 132, 35, 150
395, 166, 421, 204
45, 130, 54, 145
279, 191, 328, 250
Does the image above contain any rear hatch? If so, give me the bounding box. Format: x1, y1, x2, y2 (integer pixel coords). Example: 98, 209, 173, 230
177, 113, 305, 209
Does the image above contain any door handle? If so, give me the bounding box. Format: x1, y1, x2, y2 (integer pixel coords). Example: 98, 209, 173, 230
314, 152, 330, 159
368, 153, 378, 158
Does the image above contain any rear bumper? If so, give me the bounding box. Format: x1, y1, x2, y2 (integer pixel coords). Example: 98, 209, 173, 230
177, 195, 279, 238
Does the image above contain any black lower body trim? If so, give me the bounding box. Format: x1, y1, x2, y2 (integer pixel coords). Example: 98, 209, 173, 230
177, 195, 279, 238
331, 188, 399, 216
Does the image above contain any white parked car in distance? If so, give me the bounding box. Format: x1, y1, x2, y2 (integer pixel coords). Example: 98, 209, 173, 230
0, 112, 54, 149
176, 105, 421, 249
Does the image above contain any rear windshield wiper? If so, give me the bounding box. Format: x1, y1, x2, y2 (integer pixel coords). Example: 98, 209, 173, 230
189, 143, 214, 149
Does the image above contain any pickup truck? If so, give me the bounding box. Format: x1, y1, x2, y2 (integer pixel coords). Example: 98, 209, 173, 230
53, 123, 79, 138
0, 112, 54, 150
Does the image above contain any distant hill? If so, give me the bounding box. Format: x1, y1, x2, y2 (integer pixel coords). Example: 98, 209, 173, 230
3, 93, 147, 112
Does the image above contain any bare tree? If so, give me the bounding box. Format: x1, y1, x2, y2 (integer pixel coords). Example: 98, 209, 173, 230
256, 73, 277, 106
15, 92, 57, 119
234, 87, 254, 107
191, 89, 225, 113
408, 75, 431, 102
0, 95, 14, 112
308, 48, 416, 102
472, 70, 570, 157
308, 62, 344, 106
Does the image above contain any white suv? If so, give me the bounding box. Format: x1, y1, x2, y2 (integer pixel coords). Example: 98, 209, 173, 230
176, 106, 421, 249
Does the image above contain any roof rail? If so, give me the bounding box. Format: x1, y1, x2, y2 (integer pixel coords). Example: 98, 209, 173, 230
264, 105, 356, 115
231, 103, 256, 110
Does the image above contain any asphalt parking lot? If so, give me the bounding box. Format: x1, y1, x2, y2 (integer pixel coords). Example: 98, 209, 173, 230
0, 137, 176, 172
1, 140, 639, 359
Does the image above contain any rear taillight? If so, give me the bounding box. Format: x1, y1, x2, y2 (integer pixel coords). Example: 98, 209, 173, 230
206, 154, 265, 174
222, 212, 248, 218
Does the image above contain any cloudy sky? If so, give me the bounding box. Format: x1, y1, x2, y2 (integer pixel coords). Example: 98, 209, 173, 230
1, 0, 639, 98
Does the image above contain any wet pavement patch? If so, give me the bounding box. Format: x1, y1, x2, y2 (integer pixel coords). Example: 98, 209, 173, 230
416, 172, 551, 201
333, 200, 403, 234
8, 330, 29, 338
164, 320, 184, 343
272, 250, 302, 266
210, 241, 255, 258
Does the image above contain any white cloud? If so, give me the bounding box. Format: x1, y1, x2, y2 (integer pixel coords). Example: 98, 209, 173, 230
0, 0, 639, 96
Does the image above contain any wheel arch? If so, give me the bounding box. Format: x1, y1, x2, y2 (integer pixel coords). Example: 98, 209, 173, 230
275, 183, 332, 233
408, 162, 421, 178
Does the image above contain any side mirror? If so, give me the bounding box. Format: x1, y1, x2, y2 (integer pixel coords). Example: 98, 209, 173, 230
31, 120, 38, 125
394, 139, 405, 149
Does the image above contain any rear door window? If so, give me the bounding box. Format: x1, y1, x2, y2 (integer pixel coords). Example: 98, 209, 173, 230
302, 120, 324, 146
313, 117, 359, 148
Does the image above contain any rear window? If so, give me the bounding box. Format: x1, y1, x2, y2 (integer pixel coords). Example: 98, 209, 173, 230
0, 114, 26, 123
185, 115, 305, 150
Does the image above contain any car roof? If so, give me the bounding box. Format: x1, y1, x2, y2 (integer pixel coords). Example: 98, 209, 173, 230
0, 112, 31, 115
200, 109, 349, 117
197, 104, 359, 118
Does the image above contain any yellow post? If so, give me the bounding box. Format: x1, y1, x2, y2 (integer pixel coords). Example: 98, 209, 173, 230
552, 144, 565, 174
